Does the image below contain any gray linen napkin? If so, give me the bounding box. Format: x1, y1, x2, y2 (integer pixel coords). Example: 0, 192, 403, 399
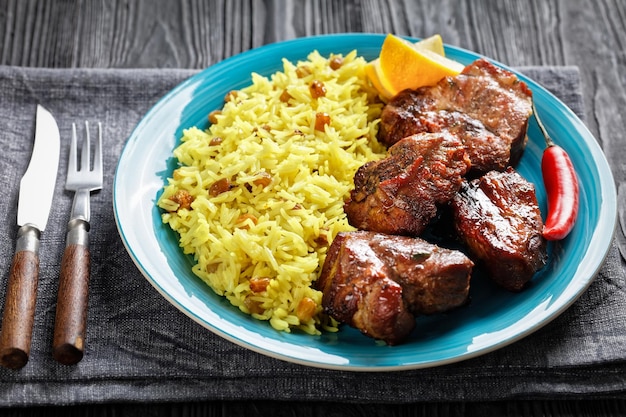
0, 65, 624, 406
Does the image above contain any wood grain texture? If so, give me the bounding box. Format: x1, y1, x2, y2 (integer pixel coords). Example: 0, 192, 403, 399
0, 0, 624, 415
0, 250, 38, 369
53, 243, 90, 365
2, 399, 626, 417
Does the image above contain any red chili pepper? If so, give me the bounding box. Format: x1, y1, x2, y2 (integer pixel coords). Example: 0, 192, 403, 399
533, 101, 579, 240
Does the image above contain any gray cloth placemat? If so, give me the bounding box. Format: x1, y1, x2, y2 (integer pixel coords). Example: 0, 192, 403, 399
0, 65, 624, 406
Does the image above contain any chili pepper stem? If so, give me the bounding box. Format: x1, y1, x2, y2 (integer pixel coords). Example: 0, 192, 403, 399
532, 100, 555, 147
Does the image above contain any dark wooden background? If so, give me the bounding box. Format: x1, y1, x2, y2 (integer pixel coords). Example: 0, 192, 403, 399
1, 0, 625, 415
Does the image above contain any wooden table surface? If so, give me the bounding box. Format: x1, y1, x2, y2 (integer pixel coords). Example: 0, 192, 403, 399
1, 0, 625, 415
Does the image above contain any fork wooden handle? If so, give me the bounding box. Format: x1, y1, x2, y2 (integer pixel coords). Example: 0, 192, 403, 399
0, 225, 40, 369
53, 219, 90, 365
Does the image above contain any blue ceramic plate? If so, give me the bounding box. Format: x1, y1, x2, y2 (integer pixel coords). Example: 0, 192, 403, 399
113, 34, 617, 371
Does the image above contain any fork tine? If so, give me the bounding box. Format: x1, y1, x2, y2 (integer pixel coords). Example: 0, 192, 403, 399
69, 123, 78, 174
93, 122, 103, 180
80, 121, 90, 172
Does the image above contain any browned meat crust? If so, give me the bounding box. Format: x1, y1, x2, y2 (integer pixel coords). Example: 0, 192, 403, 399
450, 168, 547, 291
345, 132, 471, 236
316, 231, 473, 345
378, 58, 533, 173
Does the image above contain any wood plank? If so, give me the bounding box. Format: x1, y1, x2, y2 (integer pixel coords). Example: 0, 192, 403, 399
2, 399, 626, 417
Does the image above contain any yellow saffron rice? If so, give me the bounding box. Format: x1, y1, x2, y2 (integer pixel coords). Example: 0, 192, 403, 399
157, 50, 385, 334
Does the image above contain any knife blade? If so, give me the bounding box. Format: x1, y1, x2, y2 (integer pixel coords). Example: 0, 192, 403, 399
0, 105, 60, 369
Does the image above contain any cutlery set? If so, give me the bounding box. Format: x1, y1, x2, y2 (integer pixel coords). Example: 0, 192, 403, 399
0, 105, 102, 369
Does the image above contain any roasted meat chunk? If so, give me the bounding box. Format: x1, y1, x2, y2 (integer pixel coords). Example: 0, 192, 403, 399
316, 231, 474, 345
345, 132, 471, 236
378, 58, 533, 173
451, 168, 547, 291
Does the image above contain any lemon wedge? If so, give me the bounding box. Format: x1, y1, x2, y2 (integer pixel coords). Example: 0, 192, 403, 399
365, 59, 395, 100
366, 34, 464, 100
406, 33, 445, 56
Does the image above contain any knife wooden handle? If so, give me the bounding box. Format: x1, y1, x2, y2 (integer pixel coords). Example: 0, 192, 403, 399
0, 225, 40, 370
53, 219, 90, 365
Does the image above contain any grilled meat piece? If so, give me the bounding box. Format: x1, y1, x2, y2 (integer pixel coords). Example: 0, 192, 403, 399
378, 58, 533, 173
345, 132, 471, 236
451, 168, 547, 291
317, 234, 415, 345
382, 110, 510, 174
316, 231, 474, 344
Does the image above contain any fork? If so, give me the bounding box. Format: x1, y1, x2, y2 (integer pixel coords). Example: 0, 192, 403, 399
52, 121, 102, 365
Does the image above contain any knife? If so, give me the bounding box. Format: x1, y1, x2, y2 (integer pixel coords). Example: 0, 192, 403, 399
0, 105, 60, 369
